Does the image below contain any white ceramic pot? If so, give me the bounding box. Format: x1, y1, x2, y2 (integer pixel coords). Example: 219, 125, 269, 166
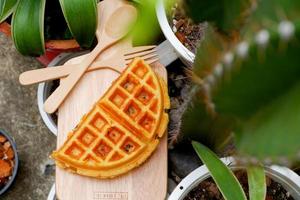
156, 0, 195, 66
169, 157, 300, 200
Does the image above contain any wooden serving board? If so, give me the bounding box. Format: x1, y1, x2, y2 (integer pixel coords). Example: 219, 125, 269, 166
55, 50, 168, 199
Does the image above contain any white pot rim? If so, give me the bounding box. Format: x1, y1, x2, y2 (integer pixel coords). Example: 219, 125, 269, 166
156, 0, 194, 66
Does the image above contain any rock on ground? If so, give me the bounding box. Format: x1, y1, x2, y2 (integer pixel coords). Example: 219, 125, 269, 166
0, 33, 55, 199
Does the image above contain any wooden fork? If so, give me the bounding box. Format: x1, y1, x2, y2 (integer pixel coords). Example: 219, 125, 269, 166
19, 45, 158, 86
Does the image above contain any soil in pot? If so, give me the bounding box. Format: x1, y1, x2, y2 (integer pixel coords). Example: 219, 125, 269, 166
169, 3, 205, 54
48, 80, 60, 125
184, 171, 294, 200
44, 0, 72, 41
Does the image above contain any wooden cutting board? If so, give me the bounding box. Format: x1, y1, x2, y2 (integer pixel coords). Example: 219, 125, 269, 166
55, 51, 168, 199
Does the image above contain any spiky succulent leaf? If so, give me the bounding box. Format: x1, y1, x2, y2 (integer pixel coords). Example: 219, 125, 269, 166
192, 24, 235, 78
179, 85, 234, 150
248, 0, 300, 25
202, 22, 300, 163
236, 82, 300, 163
247, 166, 266, 200
0, 0, 17, 23
213, 27, 300, 119
182, 0, 254, 32
192, 141, 247, 200
181, 0, 300, 165
12, 0, 46, 56
59, 0, 97, 48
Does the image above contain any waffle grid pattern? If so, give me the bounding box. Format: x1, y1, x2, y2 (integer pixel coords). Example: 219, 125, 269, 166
101, 61, 161, 141
52, 58, 169, 178
63, 108, 146, 166
60, 60, 162, 166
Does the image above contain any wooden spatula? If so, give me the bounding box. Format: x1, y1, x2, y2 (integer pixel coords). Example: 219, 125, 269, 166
44, 0, 137, 114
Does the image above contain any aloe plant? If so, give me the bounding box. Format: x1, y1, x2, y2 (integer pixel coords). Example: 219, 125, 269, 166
192, 141, 266, 200
176, 0, 300, 166
1, 0, 97, 56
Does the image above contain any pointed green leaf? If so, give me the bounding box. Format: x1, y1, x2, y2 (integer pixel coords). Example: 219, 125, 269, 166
180, 85, 233, 150
213, 26, 300, 119
206, 22, 300, 162
192, 141, 247, 200
0, 0, 17, 23
193, 24, 230, 78
236, 82, 300, 162
12, 0, 46, 55
247, 166, 266, 200
59, 0, 97, 48
183, 0, 253, 32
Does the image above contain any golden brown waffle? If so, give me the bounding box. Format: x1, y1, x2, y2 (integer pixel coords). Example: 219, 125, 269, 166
51, 58, 170, 178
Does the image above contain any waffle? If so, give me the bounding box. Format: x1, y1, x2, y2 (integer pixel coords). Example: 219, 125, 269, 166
51, 58, 170, 178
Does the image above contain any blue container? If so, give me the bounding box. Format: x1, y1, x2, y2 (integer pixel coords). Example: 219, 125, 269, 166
0, 129, 19, 196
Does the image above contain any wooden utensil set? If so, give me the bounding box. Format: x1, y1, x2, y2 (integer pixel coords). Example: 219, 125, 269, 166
19, 0, 159, 114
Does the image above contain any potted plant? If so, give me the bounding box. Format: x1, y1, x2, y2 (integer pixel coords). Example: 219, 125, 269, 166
169, 142, 300, 199
0, 0, 97, 64
161, 0, 300, 199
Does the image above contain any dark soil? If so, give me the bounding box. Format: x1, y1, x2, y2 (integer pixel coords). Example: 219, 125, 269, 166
44, 0, 72, 40
49, 80, 60, 125
170, 3, 205, 54
184, 171, 294, 200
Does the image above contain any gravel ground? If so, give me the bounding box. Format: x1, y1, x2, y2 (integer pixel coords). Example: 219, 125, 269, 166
0, 33, 55, 199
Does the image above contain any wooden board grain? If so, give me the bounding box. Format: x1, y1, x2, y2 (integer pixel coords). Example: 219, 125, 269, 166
55, 54, 168, 200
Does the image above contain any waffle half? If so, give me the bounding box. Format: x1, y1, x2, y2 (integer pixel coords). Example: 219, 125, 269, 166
51, 58, 170, 178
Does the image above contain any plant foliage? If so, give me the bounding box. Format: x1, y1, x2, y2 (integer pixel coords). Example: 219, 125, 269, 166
192, 141, 247, 200
0, 0, 17, 23
12, 0, 46, 55
179, 0, 300, 164
2, 0, 97, 55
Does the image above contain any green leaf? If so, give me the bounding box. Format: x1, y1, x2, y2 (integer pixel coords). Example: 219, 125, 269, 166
212, 22, 300, 162
180, 86, 234, 150
192, 141, 247, 200
236, 82, 300, 162
0, 0, 17, 23
247, 166, 266, 200
192, 24, 234, 78
213, 23, 300, 119
59, 0, 97, 48
12, 0, 46, 56
183, 0, 253, 32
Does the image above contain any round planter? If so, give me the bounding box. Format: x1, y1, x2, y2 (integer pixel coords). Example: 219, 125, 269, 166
47, 184, 56, 200
0, 129, 19, 196
169, 157, 300, 200
37, 51, 89, 136
156, 0, 195, 66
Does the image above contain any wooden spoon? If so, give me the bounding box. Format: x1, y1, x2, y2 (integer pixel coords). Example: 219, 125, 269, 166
44, 0, 137, 114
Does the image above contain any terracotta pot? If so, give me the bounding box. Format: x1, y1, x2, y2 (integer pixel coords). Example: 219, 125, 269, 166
0, 22, 81, 66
